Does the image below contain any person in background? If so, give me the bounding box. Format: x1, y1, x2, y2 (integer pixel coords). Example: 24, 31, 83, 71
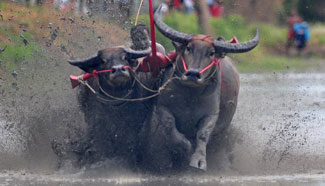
183, 0, 194, 14
205, 0, 223, 17
172, 0, 182, 11
293, 21, 310, 55
286, 10, 303, 54
160, 0, 171, 16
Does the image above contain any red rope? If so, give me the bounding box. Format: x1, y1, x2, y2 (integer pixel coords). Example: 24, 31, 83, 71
199, 58, 219, 74
179, 35, 220, 74
92, 66, 134, 78
181, 56, 219, 74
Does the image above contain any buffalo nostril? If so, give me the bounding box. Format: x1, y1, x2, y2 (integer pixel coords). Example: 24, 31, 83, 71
185, 70, 201, 79
112, 65, 124, 73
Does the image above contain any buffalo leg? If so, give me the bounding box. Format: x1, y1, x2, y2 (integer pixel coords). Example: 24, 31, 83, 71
190, 115, 218, 171
146, 106, 192, 171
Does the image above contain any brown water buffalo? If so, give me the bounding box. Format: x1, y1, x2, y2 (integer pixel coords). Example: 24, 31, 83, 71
141, 5, 259, 172
67, 46, 158, 166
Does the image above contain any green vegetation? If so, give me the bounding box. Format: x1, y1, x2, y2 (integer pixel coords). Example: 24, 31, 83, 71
298, 0, 325, 22
0, 1, 324, 73
282, 0, 325, 22
0, 1, 128, 79
138, 12, 287, 51
137, 12, 324, 72
235, 55, 308, 73
0, 1, 5, 9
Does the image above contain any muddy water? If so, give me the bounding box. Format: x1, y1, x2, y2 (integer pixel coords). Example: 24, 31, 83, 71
0, 72, 325, 185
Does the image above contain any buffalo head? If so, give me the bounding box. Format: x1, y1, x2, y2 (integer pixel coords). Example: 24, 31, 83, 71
154, 5, 259, 86
68, 46, 151, 87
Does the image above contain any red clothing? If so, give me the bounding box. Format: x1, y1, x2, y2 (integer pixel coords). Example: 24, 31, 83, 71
209, 5, 224, 17
286, 15, 302, 39
173, 0, 182, 9
288, 29, 295, 39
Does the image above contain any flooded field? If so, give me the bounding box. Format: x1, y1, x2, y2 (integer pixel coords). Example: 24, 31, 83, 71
1, 72, 325, 185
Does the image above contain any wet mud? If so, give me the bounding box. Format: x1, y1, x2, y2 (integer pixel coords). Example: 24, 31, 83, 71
1, 69, 325, 185
1, 2, 325, 183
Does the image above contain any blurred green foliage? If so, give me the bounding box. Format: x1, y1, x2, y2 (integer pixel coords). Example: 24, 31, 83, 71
0, 1, 5, 9
281, 0, 325, 22
138, 12, 286, 52
298, 0, 325, 22
283, 0, 298, 15
137, 12, 324, 72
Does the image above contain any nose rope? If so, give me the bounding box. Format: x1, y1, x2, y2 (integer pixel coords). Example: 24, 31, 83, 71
180, 35, 218, 75
92, 66, 135, 77
75, 66, 180, 103
199, 58, 219, 74
181, 56, 189, 72
181, 56, 219, 74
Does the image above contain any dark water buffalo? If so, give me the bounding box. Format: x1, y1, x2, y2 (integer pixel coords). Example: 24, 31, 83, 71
67, 46, 156, 166
142, 5, 259, 172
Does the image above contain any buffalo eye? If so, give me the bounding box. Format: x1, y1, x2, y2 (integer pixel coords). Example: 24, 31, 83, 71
185, 46, 192, 53
207, 50, 215, 58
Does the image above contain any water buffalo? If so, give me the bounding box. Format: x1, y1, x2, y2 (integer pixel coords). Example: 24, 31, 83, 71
142, 5, 259, 172
67, 46, 157, 166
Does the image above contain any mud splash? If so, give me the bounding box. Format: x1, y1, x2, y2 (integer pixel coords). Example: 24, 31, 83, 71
1, 171, 325, 186
1, 72, 325, 175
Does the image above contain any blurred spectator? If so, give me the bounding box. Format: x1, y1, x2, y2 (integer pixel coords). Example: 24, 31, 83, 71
286, 10, 303, 54
172, 0, 182, 10
54, 0, 74, 11
206, 0, 223, 18
183, 0, 194, 14
160, 0, 170, 16
293, 21, 310, 53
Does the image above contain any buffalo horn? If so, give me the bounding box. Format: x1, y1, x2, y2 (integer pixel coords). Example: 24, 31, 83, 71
68, 54, 100, 72
123, 46, 152, 59
154, 4, 192, 43
213, 29, 260, 53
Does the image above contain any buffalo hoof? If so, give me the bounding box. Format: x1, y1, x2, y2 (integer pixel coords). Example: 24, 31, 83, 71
189, 152, 207, 171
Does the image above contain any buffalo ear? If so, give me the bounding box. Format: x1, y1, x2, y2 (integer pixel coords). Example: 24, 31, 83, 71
214, 36, 227, 58
68, 54, 102, 73
172, 41, 186, 53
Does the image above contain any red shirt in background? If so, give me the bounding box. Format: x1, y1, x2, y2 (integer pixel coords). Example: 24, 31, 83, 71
173, 0, 182, 9
286, 14, 302, 39
209, 5, 224, 17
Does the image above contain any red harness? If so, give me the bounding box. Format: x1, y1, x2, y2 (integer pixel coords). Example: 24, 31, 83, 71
91, 66, 134, 77
179, 35, 220, 74
70, 66, 134, 88
181, 56, 219, 74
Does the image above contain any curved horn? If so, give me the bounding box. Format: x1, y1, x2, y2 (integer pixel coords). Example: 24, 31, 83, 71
213, 29, 260, 53
154, 4, 192, 43
68, 53, 100, 72
123, 47, 152, 59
